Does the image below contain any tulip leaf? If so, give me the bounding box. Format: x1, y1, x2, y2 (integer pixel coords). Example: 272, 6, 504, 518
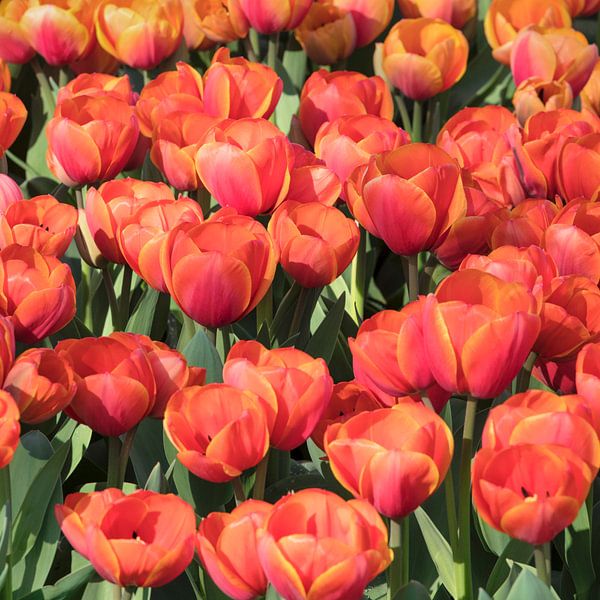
477, 591, 493, 600
0, 502, 8, 568
130, 418, 169, 488
125, 286, 160, 335
182, 329, 223, 384
392, 581, 431, 600
505, 568, 559, 599
19, 564, 96, 600
144, 462, 168, 494
305, 292, 346, 362
414, 508, 456, 598
476, 513, 532, 562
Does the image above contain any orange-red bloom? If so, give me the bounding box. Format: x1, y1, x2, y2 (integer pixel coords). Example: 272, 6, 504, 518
56, 334, 157, 437
0, 60, 9, 93
512, 78, 574, 126
299, 70, 394, 145
196, 118, 293, 216
196, 500, 272, 600
0, 92, 27, 158
576, 342, 600, 433
0, 316, 14, 386
161, 209, 278, 328
257, 489, 391, 600
96, 0, 184, 70
0, 0, 35, 64
381, 18, 469, 101
0, 390, 19, 469
56, 73, 135, 106
164, 383, 269, 483
46, 95, 138, 187
326, 0, 394, 47
325, 403, 453, 519
0, 245, 75, 343
236, 0, 311, 34
558, 133, 600, 201
398, 0, 476, 29
181, 0, 248, 49
55, 489, 196, 587
346, 144, 466, 256
582, 59, 600, 117
223, 341, 333, 451
268, 200, 360, 288
4, 347, 75, 424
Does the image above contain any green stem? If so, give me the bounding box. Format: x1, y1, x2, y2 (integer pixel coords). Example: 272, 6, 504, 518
445, 465, 459, 556
253, 451, 270, 501
515, 351, 537, 393
407, 254, 419, 302
106, 437, 122, 488
412, 101, 423, 143
120, 588, 134, 600
220, 324, 232, 359
0, 155, 6, 176
394, 93, 412, 134
196, 186, 211, 216
31, 57, 56, 112
81, 263, 94, 332
387, 519, 402, 600
257, 286, 273, 333
232, 477, 246, 506
118, 427, 138, 488
351, 228, 367, 320
119, 265, 133, 330
0, 465, 12, 600
177, 314, 197, 352
205, 326, 217, 347
401, 517, 410, 586
6, 150, 42, 177
267, 33, 280, 70
102, 267, 120, 329
534, 544, 550, 586
288, 285, 310, 341
456, 396, 477, 600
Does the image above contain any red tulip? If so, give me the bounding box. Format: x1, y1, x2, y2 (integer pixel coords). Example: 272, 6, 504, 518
236, 0, 312, 34
0, 390, 19, 469
0, 92, 27, 158
0, 59, 9, 93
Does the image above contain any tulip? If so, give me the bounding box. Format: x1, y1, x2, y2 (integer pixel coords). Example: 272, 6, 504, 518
0, 194, 77, 258
325, 403, 453, 518
56, 73, 135, 106
161, 209, 278, 328
55, 334, 156, 437
535, 356, 578, 394
0, 174, 23, 213
576, 343, 600, 433
294, 3, 357, 66
513, 78, 574, 126
472, 444, 591, 545
563, 0, 600, 16
0, 0, 34, 64
136, 62, 204, 138
285, 144, 341, 206
424, 270, 540, 398
181, 0, 249, 49
257, 489, 392, 600
46, 95, 139, 187
511, 27, 598, 97
96, 0, 184, 70
164, 384, 269, 483
346, 144, 467, 257
268, 200, 360, 288
119, 198, 204, 292
299, 69, 394, 145
381, 18, 469, 101
195, 118, 293, 216
0, 390, 19, 469
0, 60, 9, 93
0, 316, 14, 386
236, 0, 312, 34
582, 60, 600, 117
196, 500, 272, 600
0, 92, 27, 158
0, 244, 76, 343
223, 340, 333, 451
326, 0, 394, 47
484, 0, 572, 64
203, 48, 282, 120
21, 0, 95, 66
558, 133, 600, 201
398, 0, 476, 29
85, 178, 175, 265
4, 348, 75, 424
55, 489, 196, 587
315, 115, 410, 186
535, 275, 600, 360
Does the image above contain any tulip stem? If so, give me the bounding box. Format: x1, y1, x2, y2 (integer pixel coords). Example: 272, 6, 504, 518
106, 436, 122, 488
534, 545, 550, 586
31, 57, 56, 112
232, 477, 246, 506
515, 351, 537, 393
118, 427, 138, 488
394, 93, 412, 135
253, 451, 270, 501
118, 266, 133, 330
387, 517, 409, 598
456, 396, 477, 600
5, 150, 43, 178
0, 155, 7, 175
267, 33, 280, 71
120, 588, 134, 600
351, 228, 367, 320
0, 465, 12, 600
444, 463, 459, 556
102, 267, 120, 331
257, 286, 273, 333
412, 101, 423, 143
178, 314, 197, 352
407, 254, 419, 302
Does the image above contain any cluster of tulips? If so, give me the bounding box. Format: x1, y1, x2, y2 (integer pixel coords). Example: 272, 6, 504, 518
2, 0, 600, 599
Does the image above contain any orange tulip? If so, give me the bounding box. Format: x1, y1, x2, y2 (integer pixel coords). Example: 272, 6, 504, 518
257, 489, 392, 600
119, 197, 204, 292
472, 444, 591, 545
21, 0, 95, 66
4, 347, 75, 424
56, 333, 156, 436
0, 390, 19, 469
346, 144, 467, 256
582, 59, 600, 117
195, 118, 293, 216
576, 342, 600, 433
558, 133, 600, 201
56, 73, 135, 106
326, 0, 394, 47
512, 78, 574, 126
325, 403, 453, 518
484, 0, 572, 64
0, 316, 14, 386
0, 92, 26, 158
563, 0, 600, 16
381, 18, 469, 101
0, 174, 23, 213
161, 208, 278, 328
196, 500, 272, 600
315, 115, 410, 186
0, 244, 75, 343
203, 48, 282, 120
268, 200, 360, 288
86, 178, 175, 264
46, 95, 138, 187
0, 0, 34, 64
294, 3, 357, 66
55, 489, 196, 587
0, 194, 77, 257
223, 340, 333, 451
164, 383, 269, 483
236, 0, 312, 34
398, 0, 476, 29
0, 60, 9, 93
299, 70, 394, 145
181, 0, 248, 49
96, 0, 183, 70
424, 270, 540, 398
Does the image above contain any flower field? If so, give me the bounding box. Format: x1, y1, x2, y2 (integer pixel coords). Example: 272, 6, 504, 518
1, 0, 600, 599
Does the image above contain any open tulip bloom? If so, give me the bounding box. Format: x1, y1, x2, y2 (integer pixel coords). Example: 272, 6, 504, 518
2, 1, 600, 599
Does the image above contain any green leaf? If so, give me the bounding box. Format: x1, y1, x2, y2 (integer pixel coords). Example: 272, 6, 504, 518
0, 502, 8, 567
182, 329, 223, 384
392, 581, 431, 600
144, 462, 168, 493
130, 418, 169, 488
505, 568, 559, 600
477, 590, 493, 600
414, 508, 456, 598
19, 564, 95, 600
476, 513, 532, 561
126, 286, 160, 335
305, 293, 346, 362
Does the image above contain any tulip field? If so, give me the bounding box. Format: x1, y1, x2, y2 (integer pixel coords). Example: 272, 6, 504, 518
3, 0, 600, 599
